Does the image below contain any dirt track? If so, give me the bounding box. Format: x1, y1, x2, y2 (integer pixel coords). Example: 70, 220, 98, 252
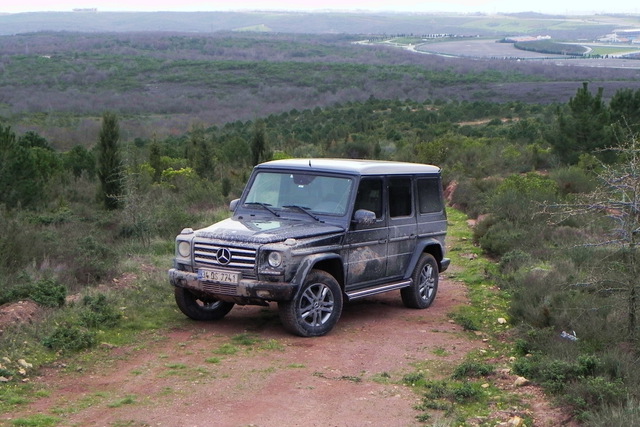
1, 267, 573, 426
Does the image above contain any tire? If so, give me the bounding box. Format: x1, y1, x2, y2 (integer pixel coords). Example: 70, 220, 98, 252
279, 270, 343, 337
401, 253, 439, 309
174, 287, 234, 321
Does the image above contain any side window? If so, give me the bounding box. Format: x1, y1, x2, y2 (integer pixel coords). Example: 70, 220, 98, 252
389, 177, 413, 218
354, 178, 383, 218
417, 178, 443, 214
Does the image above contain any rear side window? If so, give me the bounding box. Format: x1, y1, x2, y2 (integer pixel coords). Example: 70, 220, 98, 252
417, 178, 443, 214
389, 177, 413, 218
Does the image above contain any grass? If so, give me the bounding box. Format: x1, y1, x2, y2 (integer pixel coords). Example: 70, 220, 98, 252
7, 414, 61, 426
400, 208, 530, 424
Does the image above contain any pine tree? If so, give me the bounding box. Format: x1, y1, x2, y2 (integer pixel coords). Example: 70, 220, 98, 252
97, 112, 123, 210
251, 120, 267, 166
551, 82, 613, 163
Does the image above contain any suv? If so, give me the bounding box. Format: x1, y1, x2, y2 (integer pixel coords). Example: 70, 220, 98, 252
169, 159, 449, 336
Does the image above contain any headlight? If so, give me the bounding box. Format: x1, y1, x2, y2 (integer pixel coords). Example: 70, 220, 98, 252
177, 241, 191, 258
267, 251, 283, 268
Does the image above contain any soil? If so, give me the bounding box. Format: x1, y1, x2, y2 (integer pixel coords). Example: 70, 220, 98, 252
0, 266, 577, 427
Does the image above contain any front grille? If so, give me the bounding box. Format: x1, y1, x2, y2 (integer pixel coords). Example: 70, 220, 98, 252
202, 282, 238, 296
193, 241, 257, 279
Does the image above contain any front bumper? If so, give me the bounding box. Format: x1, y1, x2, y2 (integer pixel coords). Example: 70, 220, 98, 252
168, 268, 297, 303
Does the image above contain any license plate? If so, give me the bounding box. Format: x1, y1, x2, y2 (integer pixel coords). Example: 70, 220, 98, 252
198, 268, 240, 284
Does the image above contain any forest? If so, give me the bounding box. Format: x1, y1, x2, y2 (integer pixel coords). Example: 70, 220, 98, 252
2, 27, 640, 425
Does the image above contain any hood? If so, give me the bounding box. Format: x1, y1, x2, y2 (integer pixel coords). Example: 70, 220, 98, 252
194, 217, 344, 244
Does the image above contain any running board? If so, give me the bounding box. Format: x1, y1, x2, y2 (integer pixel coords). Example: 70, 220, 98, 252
345, 279, 412, 301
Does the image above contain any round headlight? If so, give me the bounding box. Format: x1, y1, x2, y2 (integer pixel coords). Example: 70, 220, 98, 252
267, 251, 283, 268
178, 241, 191, 258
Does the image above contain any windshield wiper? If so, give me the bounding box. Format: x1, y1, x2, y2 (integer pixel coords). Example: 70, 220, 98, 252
245, 202, 280, 217
283, 205, 322, 222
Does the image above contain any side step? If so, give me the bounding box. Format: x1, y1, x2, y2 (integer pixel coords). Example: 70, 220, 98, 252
345, 279, 412, 301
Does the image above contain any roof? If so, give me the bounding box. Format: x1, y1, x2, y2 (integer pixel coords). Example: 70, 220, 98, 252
256, 158, 440, 175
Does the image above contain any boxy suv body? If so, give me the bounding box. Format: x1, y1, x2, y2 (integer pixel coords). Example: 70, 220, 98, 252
169, 158, 449, 336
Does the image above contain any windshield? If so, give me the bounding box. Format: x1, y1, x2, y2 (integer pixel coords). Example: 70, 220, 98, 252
244, 171, 353, 216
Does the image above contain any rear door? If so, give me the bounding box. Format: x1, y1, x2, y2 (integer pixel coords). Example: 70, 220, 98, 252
386, 176, 417, 278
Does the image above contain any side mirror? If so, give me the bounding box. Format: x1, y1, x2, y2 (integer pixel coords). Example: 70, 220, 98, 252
353, 209, 376, 225
229, 199, 240, 211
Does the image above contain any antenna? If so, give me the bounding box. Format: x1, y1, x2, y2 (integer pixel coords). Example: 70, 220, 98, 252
309, 159, 312, 167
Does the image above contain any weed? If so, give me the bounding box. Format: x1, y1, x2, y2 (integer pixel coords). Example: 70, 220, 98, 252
260, 339, 285, 351
107, 395, 137, 408
339, 375, 362, 383
231, 333, 259, 346
449, 310, 480, 331
371, 372, 392, 384
8, 414, 60, 426
165, 363, 187, 369
432, 347, 450, 357
213, 343, 238, 355
452, 361, 495, 379
205, 357, 221, 364
402, 372, 426, 387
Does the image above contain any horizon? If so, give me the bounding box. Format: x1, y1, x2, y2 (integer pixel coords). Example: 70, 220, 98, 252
1, 0, 639, 16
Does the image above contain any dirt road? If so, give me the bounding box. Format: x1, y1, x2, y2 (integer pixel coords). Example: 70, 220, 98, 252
1, 269, 569, 427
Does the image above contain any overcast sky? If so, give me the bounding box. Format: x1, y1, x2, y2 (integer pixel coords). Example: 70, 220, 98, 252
1, 0, 637, 15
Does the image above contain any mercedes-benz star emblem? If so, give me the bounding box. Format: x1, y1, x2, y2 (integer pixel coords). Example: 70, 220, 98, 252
216, 248, 232, 265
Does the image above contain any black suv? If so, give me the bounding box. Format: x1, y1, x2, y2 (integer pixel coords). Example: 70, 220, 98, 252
169, 159, 449, 336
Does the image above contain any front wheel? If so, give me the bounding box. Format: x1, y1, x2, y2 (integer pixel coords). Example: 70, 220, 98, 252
401, 253, 439, 309
174, 287, 234, 321
279, 270, 343, 337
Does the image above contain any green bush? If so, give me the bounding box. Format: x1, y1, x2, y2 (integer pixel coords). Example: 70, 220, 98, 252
477, 221, 527, 257
488, 172, 558, 224
565, 377, 627, 413
78, 294, 122, 329
73, 234, 117, 285
30, 278, 67, 308
550, 166, 597, 196
42, 323, 96, 352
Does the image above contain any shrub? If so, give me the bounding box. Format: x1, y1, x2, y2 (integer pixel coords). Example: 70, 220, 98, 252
550, 166, 597, 196
78, 294, 122, 329
477, 221, 526, 257
42, 323, 96, 352
30, 278, 67, 308
73, 234, 117, 285
565, 377, 627, 412
488, 172, 558, 224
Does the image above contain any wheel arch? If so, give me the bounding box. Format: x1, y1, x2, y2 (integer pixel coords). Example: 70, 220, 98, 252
404, 239, 444, 279
291, 253, 345, 290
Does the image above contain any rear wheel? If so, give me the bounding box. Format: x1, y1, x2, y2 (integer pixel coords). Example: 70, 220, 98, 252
174, 287, 234, 321
401, 253, 438, 309
279, 270, 343, 337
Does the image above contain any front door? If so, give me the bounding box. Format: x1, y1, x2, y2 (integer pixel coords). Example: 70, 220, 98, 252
344, 177, 388, 290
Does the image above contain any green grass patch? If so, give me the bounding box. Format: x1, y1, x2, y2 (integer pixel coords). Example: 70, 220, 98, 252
107, 394, 137, 408
8, 414, 61, 426
213, 343, 239, 355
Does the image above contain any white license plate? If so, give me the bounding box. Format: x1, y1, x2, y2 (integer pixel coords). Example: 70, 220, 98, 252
198, 269, 240, 284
